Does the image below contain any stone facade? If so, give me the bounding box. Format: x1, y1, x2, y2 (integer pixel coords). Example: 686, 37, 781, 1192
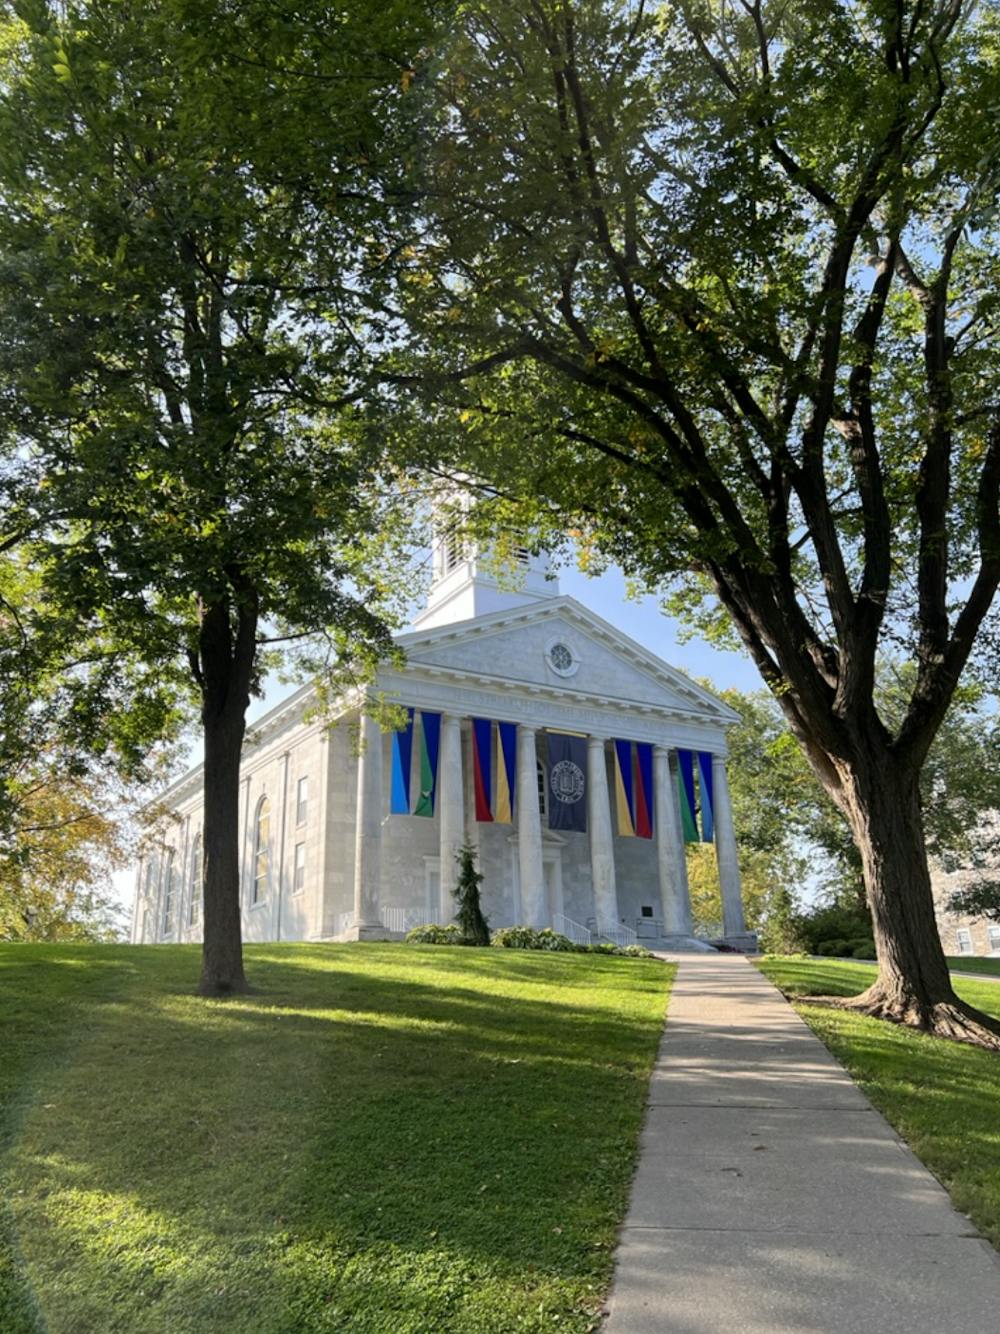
931, 865, 1000, 959
132, 544, 751, 950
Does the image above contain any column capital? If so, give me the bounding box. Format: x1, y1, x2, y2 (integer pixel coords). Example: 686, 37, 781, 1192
587, 733, 609, 748
653, 742, 670, 758
519, 721, 537, 737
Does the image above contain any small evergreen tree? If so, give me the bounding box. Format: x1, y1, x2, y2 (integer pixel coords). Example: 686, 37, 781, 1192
453, 845, 490, 946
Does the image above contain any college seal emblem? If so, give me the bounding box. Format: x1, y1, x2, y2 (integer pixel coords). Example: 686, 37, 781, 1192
550, 760, 585, 804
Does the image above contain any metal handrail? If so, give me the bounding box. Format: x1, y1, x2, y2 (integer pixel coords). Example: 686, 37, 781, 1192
553, 912, 591, 945
596, 917, 637, 948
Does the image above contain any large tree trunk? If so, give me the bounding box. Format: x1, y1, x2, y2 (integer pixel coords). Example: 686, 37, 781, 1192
830, 746, 1000, 1047
196, 590, 257, 996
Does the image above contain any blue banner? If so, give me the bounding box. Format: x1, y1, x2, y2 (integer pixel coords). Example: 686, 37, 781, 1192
390, 707, 414, 814
697, 751, 715, 843
546, 733, 588, 832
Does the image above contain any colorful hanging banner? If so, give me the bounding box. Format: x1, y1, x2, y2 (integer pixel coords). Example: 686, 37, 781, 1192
495, 721, 516, 823
613, 739, 635, 836
697, 751, 715, 843
471, 717, 494, 822
547, 732, 587, 832
413, 711, 441, 817
677, 749, 699, 843
634, 742, 653, 839
390, 707, 415, 814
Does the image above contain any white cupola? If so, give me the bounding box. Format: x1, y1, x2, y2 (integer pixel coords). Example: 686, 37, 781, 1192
412, 500, 559, 630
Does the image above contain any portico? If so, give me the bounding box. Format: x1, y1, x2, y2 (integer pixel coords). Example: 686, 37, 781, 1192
343, 602, 749, 949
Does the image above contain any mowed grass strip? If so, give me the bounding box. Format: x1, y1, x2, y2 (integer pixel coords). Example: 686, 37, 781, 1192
0, 943, 672, 1333
757, 957, 1000, 1250
945, 956, 1000, 978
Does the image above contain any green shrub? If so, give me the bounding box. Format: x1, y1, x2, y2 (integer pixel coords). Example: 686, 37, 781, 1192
797, 903, 873, 953
489, 928, 656, 958
815, 938, 851, 957
491, 926, 575, 951
850, 938, 877, 959
405, 923, 463, 945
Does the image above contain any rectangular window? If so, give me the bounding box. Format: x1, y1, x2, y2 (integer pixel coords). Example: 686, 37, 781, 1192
988, 926, 1000, 954
296, 776, 308, 827
293, 842, 306, 893
956, 928, 974, 955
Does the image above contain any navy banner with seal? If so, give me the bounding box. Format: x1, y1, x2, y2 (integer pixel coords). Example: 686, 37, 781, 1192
546, 732, 588, 832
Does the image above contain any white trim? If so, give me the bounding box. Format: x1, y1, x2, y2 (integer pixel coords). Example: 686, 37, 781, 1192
396, 594, 739, 722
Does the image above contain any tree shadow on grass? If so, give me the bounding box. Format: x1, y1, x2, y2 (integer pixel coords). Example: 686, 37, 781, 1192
3, 946, 672, 1333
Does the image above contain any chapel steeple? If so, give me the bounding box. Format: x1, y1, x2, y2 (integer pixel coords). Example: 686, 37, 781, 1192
412, 498, 559, 630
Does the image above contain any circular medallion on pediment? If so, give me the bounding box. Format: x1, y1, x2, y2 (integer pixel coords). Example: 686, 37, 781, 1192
545, 639, 579, 677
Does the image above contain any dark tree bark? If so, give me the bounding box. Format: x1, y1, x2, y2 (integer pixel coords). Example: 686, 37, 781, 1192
822, 739, 1000, 1045
195, 584, 258, 996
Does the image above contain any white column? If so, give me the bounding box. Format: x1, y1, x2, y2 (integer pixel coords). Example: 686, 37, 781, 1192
131, 852, 145, 943
438, 713, 465, 920
179, 814, 191, 940
654, 746, 693, 935
274, 750, 290, 942
517, 724, 546, 926
587, 736, 618, 926
462, 724, 480, 851
349, 712, 387, 938
713, 754, 746, 936
238, 774, 252, 916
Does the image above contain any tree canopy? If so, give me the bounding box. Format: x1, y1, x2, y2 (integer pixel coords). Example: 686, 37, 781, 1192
0, 0, 437, 991
392, 0, 1000, 1041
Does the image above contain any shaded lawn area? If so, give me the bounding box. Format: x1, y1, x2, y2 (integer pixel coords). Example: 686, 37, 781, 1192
946, 956, 1000, 978
0, 943, 672, 1333
758, 957, 1000, 1251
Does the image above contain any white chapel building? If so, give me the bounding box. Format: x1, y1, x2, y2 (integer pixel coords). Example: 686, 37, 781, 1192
131, 534, 752, 951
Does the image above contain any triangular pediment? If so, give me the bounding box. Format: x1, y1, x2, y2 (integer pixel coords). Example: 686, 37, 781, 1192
393, 598, 737, 723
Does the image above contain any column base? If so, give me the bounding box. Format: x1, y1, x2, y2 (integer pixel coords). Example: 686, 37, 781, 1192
339, 923, 391, 942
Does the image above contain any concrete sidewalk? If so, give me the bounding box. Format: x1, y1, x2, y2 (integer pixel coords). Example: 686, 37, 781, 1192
603, 954, 1000, 1333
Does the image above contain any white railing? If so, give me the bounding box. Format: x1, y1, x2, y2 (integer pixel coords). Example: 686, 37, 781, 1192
596, 917, 637, 948
553, 912, 591, 946
334, 911, 353, 938
382, 905, 422, 936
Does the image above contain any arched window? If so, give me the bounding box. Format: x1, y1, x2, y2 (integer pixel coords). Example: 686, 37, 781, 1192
252, 797, 271, 905
161, 849, 175, 937
536, 759, 549, 821
188, 834, 201, 925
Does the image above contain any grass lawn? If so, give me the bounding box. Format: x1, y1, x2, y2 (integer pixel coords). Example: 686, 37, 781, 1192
0, 943, 672, 1334
757, 957, 1000, 1250
946, 956, 1000, 977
